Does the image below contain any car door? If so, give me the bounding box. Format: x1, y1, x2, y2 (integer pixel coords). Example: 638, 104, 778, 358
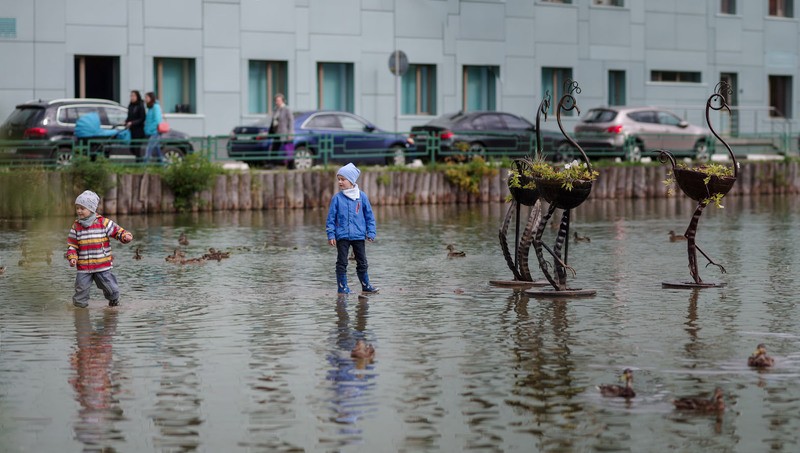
500, 113, 536, 155
337, 113, 386, 164
303, 113, 342, 158
656, 110, 692, 151
626, 110, 663, 150
471, 113, 513, 155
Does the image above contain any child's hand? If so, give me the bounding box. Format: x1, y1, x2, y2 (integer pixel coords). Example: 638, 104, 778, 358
69, 258, 77, 267
328, 239, 336, 246
120, 232, 133, 244
367, 237, 375, 242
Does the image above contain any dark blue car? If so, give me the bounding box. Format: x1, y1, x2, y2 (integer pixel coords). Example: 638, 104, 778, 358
227, 110, 413, 169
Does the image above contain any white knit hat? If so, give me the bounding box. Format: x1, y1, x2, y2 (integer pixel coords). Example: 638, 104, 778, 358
75, 190, 100, 213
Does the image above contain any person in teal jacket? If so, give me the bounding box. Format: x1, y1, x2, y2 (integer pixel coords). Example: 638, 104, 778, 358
143, 92, 163, 163
326, 163, 379, 295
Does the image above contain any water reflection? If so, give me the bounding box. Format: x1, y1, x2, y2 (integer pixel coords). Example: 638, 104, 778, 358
1, 197, 800, 452
70, 308, 124, 450
321, 296, 377, 448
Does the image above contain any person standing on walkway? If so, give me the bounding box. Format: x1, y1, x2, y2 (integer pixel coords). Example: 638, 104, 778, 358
125, 90, 146, 161
143, 92, 163, 163
271, 93, 294, 154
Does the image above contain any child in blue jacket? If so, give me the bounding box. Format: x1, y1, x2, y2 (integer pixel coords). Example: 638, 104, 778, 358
326, 163, 379, 294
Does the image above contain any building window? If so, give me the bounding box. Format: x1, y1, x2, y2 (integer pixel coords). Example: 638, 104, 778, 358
248, 60, 288, 115
769, 0, 794, 17
318, 62, 354, 112
154, 58, 196, 114
542, 67, 573, 115
721, 0, 736, 14
463, 66, 498, 111
0, 18, 16, 38
542, 0, 572, 3
769, 75, 792, 118
402, 64, 437, 115
608, 70, 626, 106
650, 71, 701, 83
74, 56, 120, 103
593, 0, 624, 6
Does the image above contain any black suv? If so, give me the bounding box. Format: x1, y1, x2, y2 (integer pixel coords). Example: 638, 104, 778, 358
0, 98, 194, 165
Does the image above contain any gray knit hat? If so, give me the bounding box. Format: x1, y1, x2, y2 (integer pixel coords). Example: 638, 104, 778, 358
75, 190, 100, 213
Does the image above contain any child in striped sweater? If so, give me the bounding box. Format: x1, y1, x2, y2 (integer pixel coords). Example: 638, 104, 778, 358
66, 190, 133, 308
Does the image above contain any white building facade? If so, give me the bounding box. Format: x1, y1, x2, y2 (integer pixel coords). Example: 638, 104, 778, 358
0, 0, 797, 138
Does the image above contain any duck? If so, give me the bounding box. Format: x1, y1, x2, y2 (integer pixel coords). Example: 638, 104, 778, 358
133, 247, 143, 260
351, 340, 375, 360
203, 248, 231, 261
180, 257, 205, 265
573, 232, 591, 243
673, 387, 725, 413
165, 248, 185, 263
178, 232, 189, 246
446, 244, 466, 258
668, 230, 687, 242
747, 343, 775, 368
598, 368, 636, 398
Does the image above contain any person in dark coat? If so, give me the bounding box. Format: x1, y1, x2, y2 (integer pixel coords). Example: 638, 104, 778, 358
125, 90, 146, 161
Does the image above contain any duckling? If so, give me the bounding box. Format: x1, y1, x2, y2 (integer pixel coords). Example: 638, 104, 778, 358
133, 247, 143, 260
673, 387, 725, 413
668, 230, 687, 242
349, 250, 356, 261
573, 231, 591, 243
747, 343, 775, 368
351, 340, 375, 360
446, 244, 466, 258
178, 232, 189, 246
598, 368, 636, 398
0, 265, 5, 275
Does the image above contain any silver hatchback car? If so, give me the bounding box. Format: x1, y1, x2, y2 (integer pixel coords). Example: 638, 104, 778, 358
561, 107, 712, 162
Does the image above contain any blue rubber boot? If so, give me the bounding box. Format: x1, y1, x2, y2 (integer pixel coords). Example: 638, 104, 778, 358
337, 273, 351, 294
358, 272, 379, 294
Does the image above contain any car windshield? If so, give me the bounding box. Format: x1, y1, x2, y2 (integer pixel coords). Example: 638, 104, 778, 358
581, 109, 617, 123
4, 107, 44, 127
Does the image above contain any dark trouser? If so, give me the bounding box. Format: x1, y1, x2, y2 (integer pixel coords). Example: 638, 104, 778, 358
73, 270, 119, 307
336, 239, 367, 275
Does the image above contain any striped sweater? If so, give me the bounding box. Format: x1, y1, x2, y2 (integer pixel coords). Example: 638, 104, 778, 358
66, 216, 127, 273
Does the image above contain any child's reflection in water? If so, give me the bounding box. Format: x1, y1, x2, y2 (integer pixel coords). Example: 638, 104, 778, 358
326, 297, 377, 429
70, 309, 125, 448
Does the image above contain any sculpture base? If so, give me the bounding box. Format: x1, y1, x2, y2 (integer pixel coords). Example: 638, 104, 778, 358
489, 279, 551, 289
662, 280, 727, 289
525, 288, 597, 298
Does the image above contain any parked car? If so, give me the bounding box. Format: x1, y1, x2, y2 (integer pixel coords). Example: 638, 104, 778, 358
227, 110, 413, 169
408, 111, 564, 161
563, 106, 712, 162
0, 98, 194, 165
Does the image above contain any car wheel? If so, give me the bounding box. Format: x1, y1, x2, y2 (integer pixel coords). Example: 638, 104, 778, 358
387, 145, 406, 166
163, 147, 185, 164
52, 147, 73, 166
291, 146, 313, 170
694, 140, 710, 162
554, 141, 577, 164
626, 141, 643, 162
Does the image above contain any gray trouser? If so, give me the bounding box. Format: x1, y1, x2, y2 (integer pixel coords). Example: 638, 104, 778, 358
73, 270, 119, 307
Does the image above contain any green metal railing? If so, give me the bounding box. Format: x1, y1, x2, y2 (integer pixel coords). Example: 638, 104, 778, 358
1, 129, 795, 169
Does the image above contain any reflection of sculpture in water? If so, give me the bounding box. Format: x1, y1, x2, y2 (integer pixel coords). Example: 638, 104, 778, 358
501, 292, 580, 434
70, 309, 125, 448
325, 297, 377, 430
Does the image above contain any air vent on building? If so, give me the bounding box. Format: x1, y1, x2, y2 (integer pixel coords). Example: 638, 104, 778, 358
0, 18, 16, 39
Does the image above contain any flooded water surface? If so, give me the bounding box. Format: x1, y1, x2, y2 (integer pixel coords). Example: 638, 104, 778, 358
1, 196, 800, 452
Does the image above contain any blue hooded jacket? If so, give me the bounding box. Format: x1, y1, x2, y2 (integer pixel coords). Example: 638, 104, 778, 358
144, 101, 163, 136
326, 191, 376, 241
